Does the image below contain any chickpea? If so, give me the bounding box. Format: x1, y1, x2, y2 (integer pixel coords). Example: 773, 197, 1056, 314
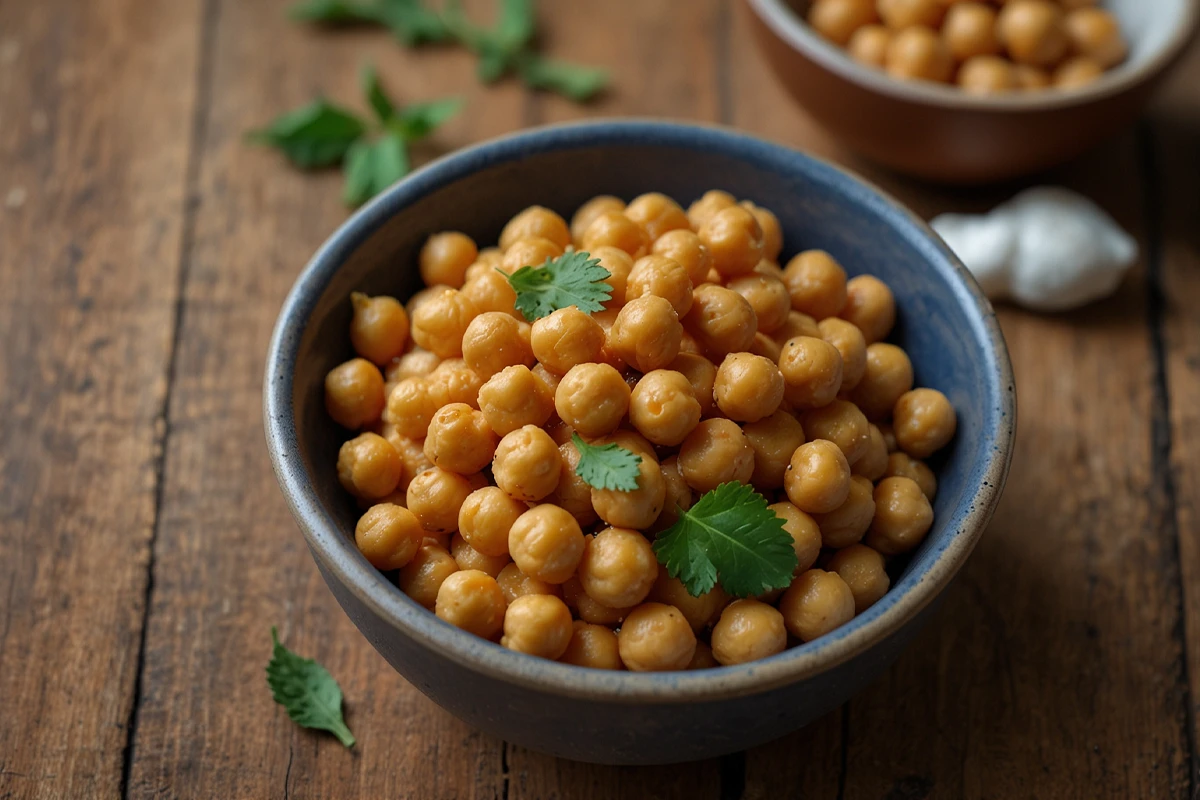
529, 308, 604, 375
577, 527, 660, 609
590, 449, 664, 525
597, 429, 658, 462
422, 403, 497, 475
711, 599, 787, 666
683, 284, 758, 358
745, 410, 807, 491
652, 229, 714, 286
749, 332, 783, 364
459, 486, 525, 558
477, 365, 555, 436
679, 418, 756, 493
326, 358, 387, 430
555, 362, 632, 437
496, 562, 562, 605
625, 192, 691, 241
778, 336, 844, 410
783, 250, 847, 320
386, 348, 440, 386
501, 594, 574, 659
384, 431, 433, 491
405, 285, 442, 319
428, 359, 484, 409
398, 542, 459, 608
546, 440, 600, 527
866, 476, 934, 555
461, 268, 519, 317
499, 205, 571, 251
1063, 8, 1126, 68
592, 246, 635, 309
617, 603, 697, 672
420, 231, 477, 288
886, 25, 954, 83
509, 504, 586, 584
1054, 56, 1104, 88
818, 317, 867, 392
879, 422, 898, 453
849, 343, 914, 420
405, 467, 475, 533
686, 189, 736, 230
779, 569, 856, 642
878, 0, 943, 29
354, 503, 423, 570
464, 248, 505, 282
893, 388, 957, 458
740, 201, 783, 263
349, 293, 410, 367
630, 370, 702, 446
1013, 64, 1052, 90
651, 455, 694, 533
562, 576, 633, 626
801, 399, 871, 465
848, 24, 892, 67
774, 310, 822, 346
410, 288, 478, 358
626, 255, 694, 317
648, 572, 730, 632
459, 312, 533, 379
493, 425, 562, 502
997, 1, 1068, 67
501, 236, 564, 275
338, 432, 402, 500
571, 196, 626, 245
668, 352, 718, 418
533, 363, 563, 396
840, 275, 896, 344
942, 2, 1000, 61
827, 544, 890, 614
689, 642, 720, 670
450, 533, 511, 577
435, 569, 507, 639
813, 475, 876, 548
698, 206, 764, 278
809, 0, 880, 45
885, 451, 938, 501
714, 353, 785, 423
852, 424, 890, 482
593, 308, 628, 372
959, 55, 1018, 94
560, 621, 624, 669
785, 439, 851, 514
770, 501, 823, 574
383, 378, 439, 439
581, 211, 650, 259
727, 273, 791, 334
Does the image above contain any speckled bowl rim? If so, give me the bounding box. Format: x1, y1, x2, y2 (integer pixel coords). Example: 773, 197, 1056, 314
747, 0, 1199, 112
264, 119, 1016, 703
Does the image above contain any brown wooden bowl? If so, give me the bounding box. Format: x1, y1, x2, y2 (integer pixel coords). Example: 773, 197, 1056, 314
745, 0, 1199, 183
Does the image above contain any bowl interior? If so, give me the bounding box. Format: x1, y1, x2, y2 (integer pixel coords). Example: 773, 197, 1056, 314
271, 122, 1013, 697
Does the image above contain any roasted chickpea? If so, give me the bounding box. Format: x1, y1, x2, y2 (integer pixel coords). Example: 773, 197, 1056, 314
578, 527, 659, 609
818, 317, 867, 392
546, 440, 600, 527
326, 358, 387, 430
745, 410, 807, 491
647, 572, 729, 632
590, 246, 635, 310
626, 255, 694, 317
686, 189, 736, 230
509, 504, 586, 584
813, 475, 876, 548
698, 206, 764, 278
727, 273, 791, 334
652, 229, 714, 286
571, 196, 626, 244
879, 422, 898, 452
611, 294, 689, 374
555, 362, 632, 437
886, 25, 954, 82
959, 55, 1018, 94
878, 0, 943, 29
410, 288, 478, 358
461, 268, 519, 317
668, 352, 718, 418
581, 211, 650, 259
850, 343, 914, 420
420, 231, 477, 288
740, 201, 783, 263
597, 429, 658, 462
451, 533, 511, 577
493, 425, 562, 502
562, 576, 633, 626
809, 0, 880, 45
1063, 8, 1126, 68
383, 378, 439, 439
749, 332, 783, 363
998, 0, 1068, 67
465, 247, 504, 280
630, 369, 702, 446
592, 308, 628, 371
827, 544, 890, 614
785, 439, 851, 514
496, 562, 562, 605
501, 236, 564, 275
338, 432, 402, 500
398, 542, 459, 608
528, 307, 604, 375
778, 336, 844, 410
679, 418, 756, 493
458, 486, 525, 558
427, 359, 484, 409
711, 599, 787, 666
436, 569, 507, 639
770, 501, 823, 574
405, 285, 441, 319
801, 399, 871, 465
617, 603, 697, 672
689, 642, 720, 670
499, 205, 571, 251
942, 2, 1000, 61
779, 569, 856, 642
783, 250, 848, 320
774, 310, 822, 346
532, 363, 563, 396
893, 388, 957, 458
884, 451, 938, 501
422, 403, 497, 475
384, 431, 434, 491
501, 594, 574, 658
477, 365, 555, 436
560, 621, 624, 669
386, 348, 440, 386
355, 503, 423, 570
592, 456, 667, 529
714, 353, 785, 423
840, 275, 896, 345
866, 476, 934, 555
1013, 64, 1052, 89
1054, 56, 1103, 88
625, 192, 691, 241
405, 467, 474, 533
349, 293, 410, 366
683, 284, 758, 358
853, 424, 890, 481
847, 24, 892, 66
651, 455, 694, 533
460, 312, 534, 379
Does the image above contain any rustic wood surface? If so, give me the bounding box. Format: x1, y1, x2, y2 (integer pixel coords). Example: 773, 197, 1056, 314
0, 0, 1197, 797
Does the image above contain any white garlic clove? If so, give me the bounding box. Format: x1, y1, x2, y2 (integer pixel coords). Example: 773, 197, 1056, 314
930, 212, 1018, 300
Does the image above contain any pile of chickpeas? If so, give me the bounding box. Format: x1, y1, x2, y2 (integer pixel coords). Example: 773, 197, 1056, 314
807, 0, 1127, 94
323, 189, 957, 672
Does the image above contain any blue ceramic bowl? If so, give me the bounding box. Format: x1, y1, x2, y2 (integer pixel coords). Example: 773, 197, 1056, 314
264, 120, 1015, 765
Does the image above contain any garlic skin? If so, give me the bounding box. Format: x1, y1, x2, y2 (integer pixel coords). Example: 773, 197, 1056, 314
931, 187, 1138, 312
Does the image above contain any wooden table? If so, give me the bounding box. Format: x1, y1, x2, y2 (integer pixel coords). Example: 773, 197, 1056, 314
2, 0, 1197, 797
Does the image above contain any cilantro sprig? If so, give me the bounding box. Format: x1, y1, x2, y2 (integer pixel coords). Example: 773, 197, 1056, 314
248, 65, 461, 207
290, 0, 451, 45
266, 627, 356, 748
571, 433, 642, 491
652, 483, 799, 599
503, 250, 612, 321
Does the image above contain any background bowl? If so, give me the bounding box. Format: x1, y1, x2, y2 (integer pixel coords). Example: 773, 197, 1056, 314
745, 0, 1199, 183
264, 120, 1015, 765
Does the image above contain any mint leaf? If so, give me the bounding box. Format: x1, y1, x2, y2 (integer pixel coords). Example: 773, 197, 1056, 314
378, 0, 451, 45
361, 64, 395, 123
248, 100, 368, 168
390, 97, 464, 139
266, 627, 356, 748
652, 482, 798, 598
517, 53, 608, 102
343, 134, 409, 207
503, 250, 612, 321
571, 433, 642, 491
289, 0, 383, 24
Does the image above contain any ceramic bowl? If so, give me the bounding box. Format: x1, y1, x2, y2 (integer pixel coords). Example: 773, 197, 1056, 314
263, 120, 1015, 765
745, 0, 1199, 182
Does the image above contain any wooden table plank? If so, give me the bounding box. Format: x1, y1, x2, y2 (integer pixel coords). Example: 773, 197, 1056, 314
0, 1, 202, 797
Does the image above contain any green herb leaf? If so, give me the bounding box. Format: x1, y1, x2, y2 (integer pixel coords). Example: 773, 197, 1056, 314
361, 64, 395, 122
494, 0, 536, 53
503, 250, 612, 321
516, 53, 609, 102
266, 627, 356, 748
247, 100, 368, 169
571, 433, 642, 491
343, 133, 410, 207
389, 97, 464, 140
289, 0, 383, 24
652, 482, 798, 599
378, 0, 452, 45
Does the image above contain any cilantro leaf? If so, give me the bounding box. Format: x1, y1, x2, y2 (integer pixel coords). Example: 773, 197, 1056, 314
494, 0, 536, 53
516, 53, 609, 102
343, 133, 409, 207
289, 0, 383, 24
361, 64, 395, 123
503, 250, 612, 321
378, 0, 452, 45
389, 97, 464, 139
247, 100, 368, 168
571, 433, 642, 491
266, 627, 356, 748
652, 482, 798, 598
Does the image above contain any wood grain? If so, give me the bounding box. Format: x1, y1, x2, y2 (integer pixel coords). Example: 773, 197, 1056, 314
0, 1, 202, 797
